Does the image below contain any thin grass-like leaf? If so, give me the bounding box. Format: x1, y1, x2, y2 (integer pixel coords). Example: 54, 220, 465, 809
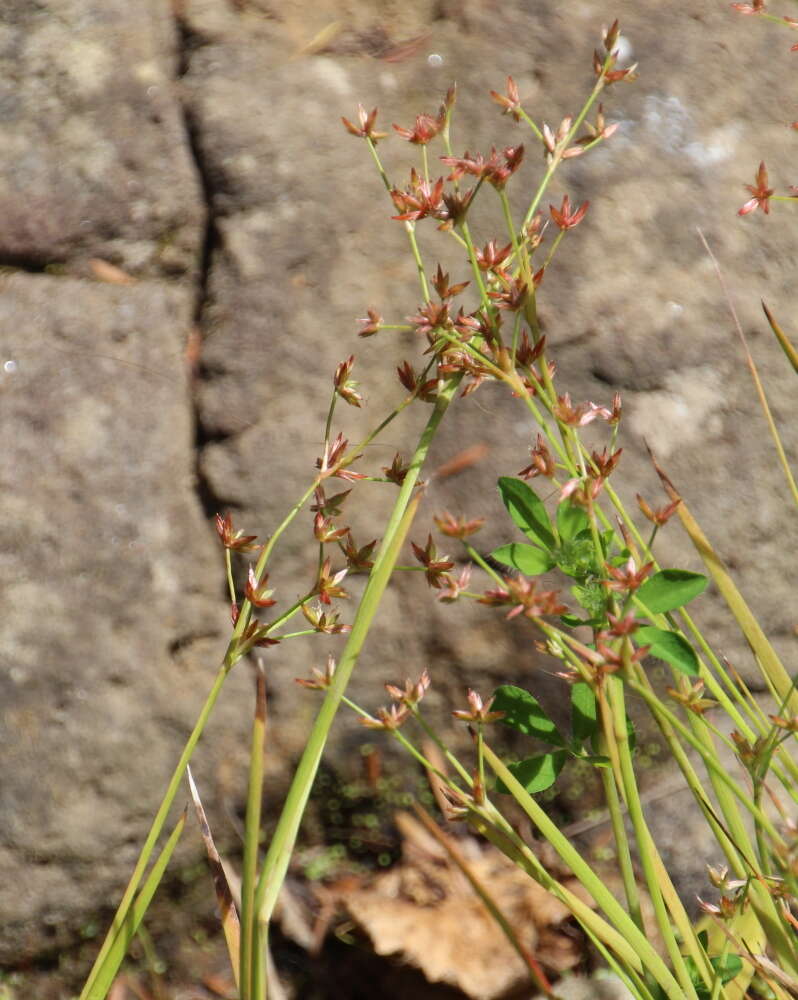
698, 232, 798, 508
241, 664, 267, 1000
187, 767, 241, 992
411, 803, 556, 998
87, 808, 187, 999
81, 664, 231, 1000
650, 451, 798, 717
762, 300, 798, 375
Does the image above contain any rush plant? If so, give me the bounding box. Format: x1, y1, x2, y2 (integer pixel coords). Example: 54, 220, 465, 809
81, 14, 797, 1000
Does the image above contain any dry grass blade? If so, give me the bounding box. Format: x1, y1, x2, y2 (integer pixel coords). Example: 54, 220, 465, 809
697, 230, 798, 508
762, 300, 798, 375
187, 766, 241, 991
649, 448, 798, 716
411, 803, 557, 998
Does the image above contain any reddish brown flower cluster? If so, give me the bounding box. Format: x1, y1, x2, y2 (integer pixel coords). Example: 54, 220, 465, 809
316, 433, 366, 482
441, 144, 525, 190
594, 20, 637, 84
738, 161, 774, 216
333, 355, 363, 408
393, 86, 455, 144
433, 511, 485, 539
603, 556, 654, 594
301, 603, 350, 634
479, 576, 567, 621
296, 653, 338, 690
490, 76, 523, 122
315, 557, 348, 604
549, 194, 589, 231
452, 689, 504, 724
360, 669, 432, 731
385, 668, 431, 708
339, 532, 376, 572
341, 105, 388, 142
542, 117, 585, 161
636, 493, 680, 526
396, 361, 438, 401
390, 169, 445, 222
215, 512, 260, 553
519, 434, 556, 479
411, 534, 455, 587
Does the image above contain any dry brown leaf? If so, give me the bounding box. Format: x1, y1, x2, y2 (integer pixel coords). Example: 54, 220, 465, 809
89, 258, 137, 285
336, 812, 586, 1000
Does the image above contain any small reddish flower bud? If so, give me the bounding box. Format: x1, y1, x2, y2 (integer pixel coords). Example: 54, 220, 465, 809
215, 512, 260, 552
360, 703, 410, 730
341, 104, 388, 142
603, 557, 654, 593
383, 453, 411, 486
313, 512, 349, 544
333, 355, 363, 408
411, 534, 455, 587
738, 161, 773, 216
245, 567, 277, 608
489, 76, 522, 122
393, 106, 446, 145
385, 668, 431, 707
296, 654, 337, 691
358, 308, 382, 337
519, 434, 556, 479
436, 565, 472, 603
433, 511, 485, 538
452, 689, 505, 724
315, 558, 348, 604
550, 194, 589, 230
339, 532, 377, 572
636, 493, 680, 526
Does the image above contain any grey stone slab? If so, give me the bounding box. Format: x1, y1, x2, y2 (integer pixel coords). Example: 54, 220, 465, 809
0, 272, 241, 962
0, 0, 204, 276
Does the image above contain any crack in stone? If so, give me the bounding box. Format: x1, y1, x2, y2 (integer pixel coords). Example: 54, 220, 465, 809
174, 17, 232, 523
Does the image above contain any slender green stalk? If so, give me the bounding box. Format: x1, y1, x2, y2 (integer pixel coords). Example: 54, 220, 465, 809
599, 764, 644, 935
252, 378, 461, 973
84, 809, 187, 1000
482, 744, 687, 1000
604, 676, 702, 998
81, 665, 230, 1000
241, 667, 267, 999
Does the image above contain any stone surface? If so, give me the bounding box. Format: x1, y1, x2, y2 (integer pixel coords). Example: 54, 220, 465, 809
0, 0, 204, 276
0, 0, 796, 982
0, 272, 246, 963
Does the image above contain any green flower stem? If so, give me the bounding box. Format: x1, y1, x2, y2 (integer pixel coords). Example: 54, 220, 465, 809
460, 218, 491, 309
241, 668, 267, 1000
599, 762, 644, 935
252, 378, 461, 954
85, 809, 188, 1000
481, 744, 686, 1000
518, 107, 544, 143
80, 665, 230, 1000
604, 675, 704, 998
498, 188, 521, 258
405, 222, 431, 302
225, 549, 236, 604
521, 63, 609, 229
409, 707, 474, 788
625, 677, 784, 847
628, 676, 796, 967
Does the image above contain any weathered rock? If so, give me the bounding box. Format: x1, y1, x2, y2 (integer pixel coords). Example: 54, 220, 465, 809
1, 0, 797, 980
0, 0, 204, 276
0, 272, 242, 962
